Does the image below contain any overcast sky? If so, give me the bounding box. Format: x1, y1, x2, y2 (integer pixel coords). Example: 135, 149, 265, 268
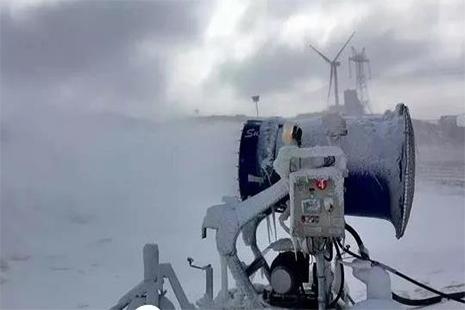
1, 0, 464, 120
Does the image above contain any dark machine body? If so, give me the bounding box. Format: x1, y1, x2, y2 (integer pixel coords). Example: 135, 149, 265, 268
238, 104, 415, 238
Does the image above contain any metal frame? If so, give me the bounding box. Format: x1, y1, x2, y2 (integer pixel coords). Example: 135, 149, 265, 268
110, 244, 195, 310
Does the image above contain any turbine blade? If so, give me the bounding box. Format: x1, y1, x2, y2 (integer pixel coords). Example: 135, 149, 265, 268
334, 31, 355, 61
309, 43, 331, 63
327, 66, 334, 102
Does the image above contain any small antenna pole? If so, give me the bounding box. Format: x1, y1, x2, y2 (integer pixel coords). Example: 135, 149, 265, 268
251, 95, 260, 117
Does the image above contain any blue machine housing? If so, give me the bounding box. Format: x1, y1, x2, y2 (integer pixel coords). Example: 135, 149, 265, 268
238, 104, 415, 238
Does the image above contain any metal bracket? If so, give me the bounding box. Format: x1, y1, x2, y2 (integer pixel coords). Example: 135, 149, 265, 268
111, 244, 195, 310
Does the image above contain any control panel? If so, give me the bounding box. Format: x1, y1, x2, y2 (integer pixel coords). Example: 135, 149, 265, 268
289, 167, 345, 238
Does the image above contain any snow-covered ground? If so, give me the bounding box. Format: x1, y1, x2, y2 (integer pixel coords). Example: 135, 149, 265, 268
1, 107, 464, 309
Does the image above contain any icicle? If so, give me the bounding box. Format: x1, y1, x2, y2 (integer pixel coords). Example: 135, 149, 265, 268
279, 203, 290, 234
271, 205, 277, 241
262, 168, 277, 242
291, 237, 299, 260
266, 215, 271, 244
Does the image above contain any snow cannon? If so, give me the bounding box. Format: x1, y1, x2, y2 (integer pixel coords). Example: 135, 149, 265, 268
113, 104, 464, 310
238, 104, 415, 238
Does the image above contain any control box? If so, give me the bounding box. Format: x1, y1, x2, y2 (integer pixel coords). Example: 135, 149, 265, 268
289, 167, 345, 238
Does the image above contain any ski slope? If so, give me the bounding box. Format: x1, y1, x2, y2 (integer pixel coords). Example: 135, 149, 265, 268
1, 107, 464, 309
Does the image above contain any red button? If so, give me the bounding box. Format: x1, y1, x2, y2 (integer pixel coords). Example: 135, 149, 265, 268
315, 179, 328, 190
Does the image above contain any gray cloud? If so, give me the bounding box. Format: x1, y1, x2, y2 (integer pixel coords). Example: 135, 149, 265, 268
211, 0, 464, 114
1, 0, 208, 117
0, 0, 463, 120
1, 1, 204, 78
216, 43, 327, 97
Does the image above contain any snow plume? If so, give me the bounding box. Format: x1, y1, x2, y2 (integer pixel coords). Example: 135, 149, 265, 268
1, 107, 464, 308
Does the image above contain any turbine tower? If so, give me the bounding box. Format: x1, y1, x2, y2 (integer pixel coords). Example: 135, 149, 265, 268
309, 32, 355, 107
349, 46, 372, 112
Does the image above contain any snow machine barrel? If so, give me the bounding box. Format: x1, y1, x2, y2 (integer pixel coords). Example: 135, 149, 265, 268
238, 104, 415, 238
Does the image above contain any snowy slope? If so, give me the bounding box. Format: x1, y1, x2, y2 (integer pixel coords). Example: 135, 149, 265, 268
1, 108, 464, 309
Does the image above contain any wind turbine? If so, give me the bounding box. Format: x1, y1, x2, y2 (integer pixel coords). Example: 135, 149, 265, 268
309, 32, 355, 107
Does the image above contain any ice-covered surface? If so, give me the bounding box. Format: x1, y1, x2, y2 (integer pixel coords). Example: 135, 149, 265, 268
263, 106, 416, 238
1, 108, 464, 309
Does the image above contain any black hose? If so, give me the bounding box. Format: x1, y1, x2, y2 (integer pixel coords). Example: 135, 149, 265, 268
392, 291, 465, 306
345, 223, 364, 249
337, 239, 465, 305
345, 223, 369, 259
378, 261, 465, 305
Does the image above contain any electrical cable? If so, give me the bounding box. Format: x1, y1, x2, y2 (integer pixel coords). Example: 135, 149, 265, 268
339, 226, 465, 306
347, 294, 355, 305
344, 223, 365, 252
345, 223, 369, 259
339, 242, 465, 305
392, 291, 465, 306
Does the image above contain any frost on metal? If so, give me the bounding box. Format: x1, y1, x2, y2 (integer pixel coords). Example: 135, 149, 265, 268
257, 117, 283, 180
346, 259, 402, 310
254, 104, 415, 238
334, 104, 415, 237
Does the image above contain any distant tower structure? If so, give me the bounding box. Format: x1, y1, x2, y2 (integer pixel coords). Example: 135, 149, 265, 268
349, 47, 372, 112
